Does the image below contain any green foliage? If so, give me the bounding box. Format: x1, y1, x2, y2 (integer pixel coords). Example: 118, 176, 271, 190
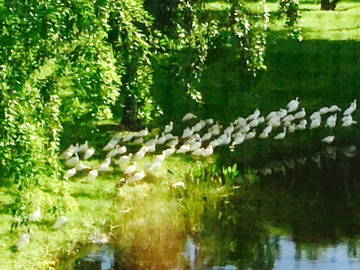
278, 0, 302, 40
0, 0, 300, 233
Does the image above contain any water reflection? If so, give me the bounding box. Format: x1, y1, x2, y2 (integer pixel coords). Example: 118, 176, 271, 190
74, 244, 115, 270
275, 237, 360, 270
70, 143, 360, 270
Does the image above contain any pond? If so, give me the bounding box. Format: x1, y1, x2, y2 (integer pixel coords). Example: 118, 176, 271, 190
65, 143, 360, 270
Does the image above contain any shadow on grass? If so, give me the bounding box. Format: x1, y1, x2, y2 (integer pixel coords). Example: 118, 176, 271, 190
151, 36, 360, 124
71, 190, 115, 201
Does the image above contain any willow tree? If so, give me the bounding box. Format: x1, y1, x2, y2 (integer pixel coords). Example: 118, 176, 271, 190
0, 0, 126, 228
145, 0, 300, 117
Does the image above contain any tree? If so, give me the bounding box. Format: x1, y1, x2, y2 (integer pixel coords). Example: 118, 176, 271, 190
321, 0, 340, 10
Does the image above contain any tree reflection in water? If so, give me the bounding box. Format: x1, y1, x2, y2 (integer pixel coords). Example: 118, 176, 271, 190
76, 144, 360, 270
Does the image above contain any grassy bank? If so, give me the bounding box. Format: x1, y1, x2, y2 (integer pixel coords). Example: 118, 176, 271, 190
0, 155, 201, 269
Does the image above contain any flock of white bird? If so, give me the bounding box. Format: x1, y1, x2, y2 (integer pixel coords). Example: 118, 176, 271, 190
17, 98, 357, 249
61, 97, 356, 183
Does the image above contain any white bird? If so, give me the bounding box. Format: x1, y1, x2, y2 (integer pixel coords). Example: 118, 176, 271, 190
163, 147, 176, 157
124, 163, 137, 175
328, 105, 341, 112
103, 137, 120, 151
258, 116, 265, 124
224, 125, 235, 135
182, 113, 197, 122
65, 168, 77, 178
16, 233, 30, 249
319, 106, 330, 115
247, 109, 260, 121
296, 119, 307, 130
278, 108, 288, 118
164, 122, 173, 133
325, 114, 337, 128
268, 117, 281, 128
217, 135, 231, 146
232, 133, 245, 145
343, 99, 357, 116
239, 124, 251, 133
287, 97, 299, 112
266, 111, 278, 120
98, 158, 112, 172
209, 124, 221, 135
65, 154, 79, 167
136, 128, 148, 137
177, 144, 191, 153
53, 216, 68, 229
114, 154, 132, 168
60, 145, 77, 159
164, 133, 174, 140
29, 208, 42, 222
342, 115, 353, 122
122, 134, 134, 142
192, 120, 206, 132
78, 141, 89, 153
283, 115, 294, 123
184, 136, 198, 145
288, 124, 296, 133
342, 118, 357, 127
263, 125, 273, 134
201, 132, 212, 142
248, 118, 259, 128
148, 161, 163, 175
84, 147, 95, 160
321, 135, 335, 144
191, 148, 203, 156
75, 162, 92, 171
147, 143, 156, 153
206, 118, 214, 125
128, 171, 146, 184
166, 137, 179, 147
294, 108, 306, 119
203, 146, 214, 157
172, 181, 186, 188
283, 120, 292, 127
245, 131, 256, 140
182, 127, 193, 138
259, 132, 269, 139
209, 140, 219, 148
259, 126, 272, 139
310, 111, 321, 120
133, 137, 144, 145
117, 145, 127, 155
189, 141, 202, 151
134, 147, 148, 161
274, 128, 287, 140
87, 169, 98, 182
145, 136, 158, 147
310, 117, 321, 129
156, 135, 167, 145
234, 117, 247, 126
106, 145, 126, 159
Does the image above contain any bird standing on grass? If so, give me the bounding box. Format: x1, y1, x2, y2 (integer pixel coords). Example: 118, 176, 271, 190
287, 97, 299, 113
321, 135, 335, 144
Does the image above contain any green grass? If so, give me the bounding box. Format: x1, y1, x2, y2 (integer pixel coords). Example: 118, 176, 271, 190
201, 0, 360, 122
0, 175, 119, 269
0, 155, 201, 269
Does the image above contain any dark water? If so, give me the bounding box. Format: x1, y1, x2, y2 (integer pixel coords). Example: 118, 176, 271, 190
69, 144, 360, 270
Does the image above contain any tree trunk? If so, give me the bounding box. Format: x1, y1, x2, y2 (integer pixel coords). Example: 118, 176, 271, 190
123, 95, 139, 130
321, 0, 340, 10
